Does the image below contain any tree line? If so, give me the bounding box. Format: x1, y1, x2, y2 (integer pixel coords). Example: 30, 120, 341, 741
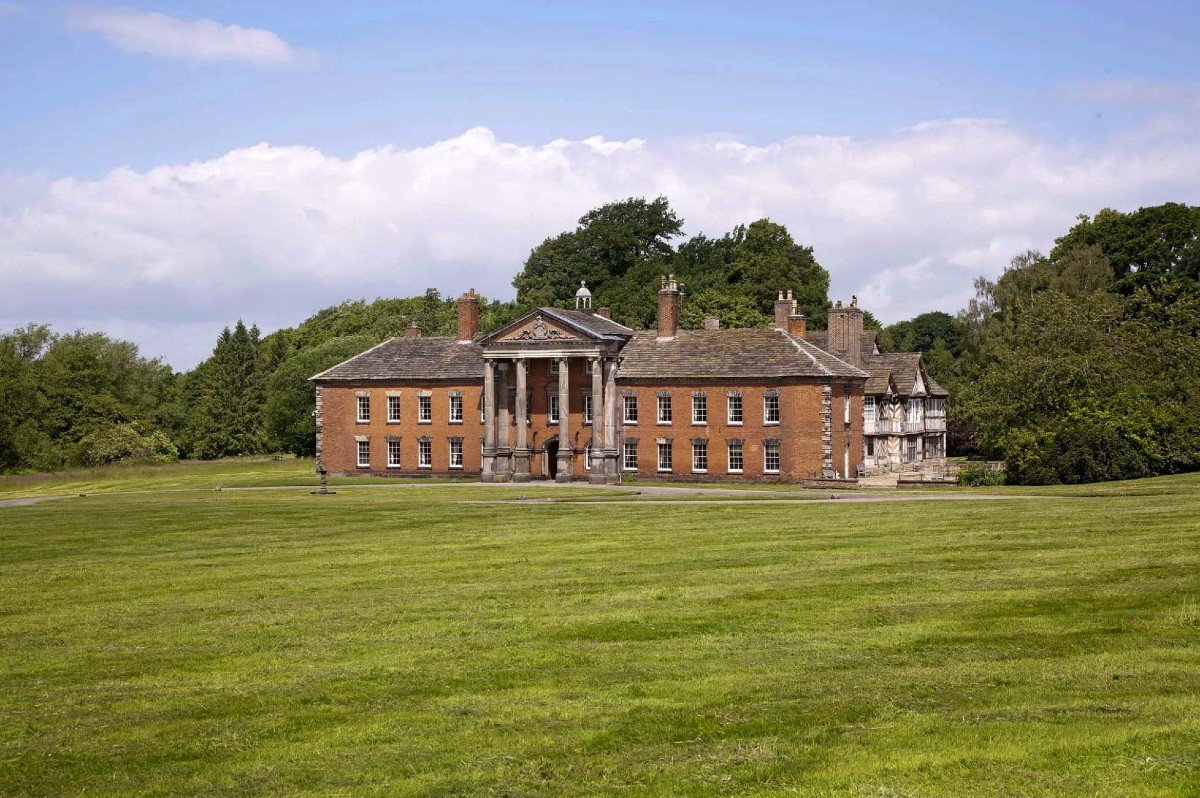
2, 198, 1197, 485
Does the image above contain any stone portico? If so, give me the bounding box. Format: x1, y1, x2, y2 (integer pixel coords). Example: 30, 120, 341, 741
478, 289, 627, 484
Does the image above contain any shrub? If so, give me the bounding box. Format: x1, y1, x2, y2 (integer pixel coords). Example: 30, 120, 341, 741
76, 424, 179, 466
957, 463, 1006, 487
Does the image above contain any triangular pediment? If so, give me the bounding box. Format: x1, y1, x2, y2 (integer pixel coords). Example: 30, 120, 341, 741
481, 308, 609, 345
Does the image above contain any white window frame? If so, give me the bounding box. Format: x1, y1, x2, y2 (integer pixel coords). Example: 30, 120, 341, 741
549, 359, 559, 375
907, 398, 922, 425
763, 440, 781, 474
386, 438, 401, 468
449, 394, 464, 424
656, 440, 672, 473
356, 439, 370, 468
843, 393, 851, 425
622, 440, 638, 471
418, 395, 432, 424
763, 393, 780, 425
692, 394, 707, 425
356, 395, 371, 423
727, 394, 743, 425
657, 395, 672, 425
387, 395, 401, 424
584, 443, 592, 471
449, 438, 463, 469
691, 440, 708, 473
583, 392, 593, 425
623, 395, 638, 424
863, 396, 877, 424
418, 438, 432, 469
727, 441, 744, 474
548, 394, 560, 424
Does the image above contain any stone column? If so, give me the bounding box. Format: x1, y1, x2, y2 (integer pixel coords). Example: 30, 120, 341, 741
481, 359, 496, 482
513, 358, 531, 482
556, 356, 572, 482
589, 355, 605, 484
602, 356, 620, 483
495, 361, 511, 481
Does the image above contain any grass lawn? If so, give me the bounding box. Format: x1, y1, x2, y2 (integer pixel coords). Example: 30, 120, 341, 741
1, 467, 1198, 795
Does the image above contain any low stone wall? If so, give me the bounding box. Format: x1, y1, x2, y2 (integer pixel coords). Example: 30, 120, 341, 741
799, 477, 860, 490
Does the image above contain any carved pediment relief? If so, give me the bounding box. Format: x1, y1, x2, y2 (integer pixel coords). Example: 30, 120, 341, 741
496, 314, 579, 343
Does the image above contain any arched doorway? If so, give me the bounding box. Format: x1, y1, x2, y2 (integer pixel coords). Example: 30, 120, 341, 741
545, 440, 559, 480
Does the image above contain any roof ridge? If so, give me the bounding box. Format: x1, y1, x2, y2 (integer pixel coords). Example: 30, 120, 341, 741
774, 328, 831, 376
309, 336, 398, 381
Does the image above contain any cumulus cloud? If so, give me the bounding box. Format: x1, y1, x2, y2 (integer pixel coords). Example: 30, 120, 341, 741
65, 5, 308, 66
3, 121, 1199, 368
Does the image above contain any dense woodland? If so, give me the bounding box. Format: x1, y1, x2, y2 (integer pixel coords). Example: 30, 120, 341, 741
2, 200, 1197, 484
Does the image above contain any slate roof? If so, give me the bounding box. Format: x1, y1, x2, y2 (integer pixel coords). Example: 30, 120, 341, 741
311, 337, 484, 382
617, 328, 867, 380
542, 308, 634, 338
860, 353, 949, 397
478, 306, 634, 344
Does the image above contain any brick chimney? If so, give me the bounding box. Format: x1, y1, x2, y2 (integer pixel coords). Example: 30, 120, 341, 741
657, 274, 681, 340
787, 312, 806, 338
596, 307, 612, 319
827, 296, 864, 365
773, 290, 796, 330
404, 322, 422, 338
457, 288, 480, 342
704, 316, 720, 330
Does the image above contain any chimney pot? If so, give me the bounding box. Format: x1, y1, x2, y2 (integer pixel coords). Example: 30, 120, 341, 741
405, 322, 422, 338
596, 307, 612, 319
787, 313, 806, 338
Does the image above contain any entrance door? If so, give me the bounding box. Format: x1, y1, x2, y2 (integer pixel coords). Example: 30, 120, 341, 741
545, 440, 559, 480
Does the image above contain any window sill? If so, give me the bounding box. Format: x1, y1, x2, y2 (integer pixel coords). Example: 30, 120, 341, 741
417, 420, 432, 425
449, 465, 463, 470
657, 468, 672, 473
356, 420, 371, 425
728, 469, 743, 474
623, 466, 638, 472
692, 469, 707, 474
727, 420, 743, 426
763, 421, 781, 426
448, 420, 463, 425
356, 464, 370, 469
418, 464, 432, 470
623, 419, 638, 425
656, 421, 673, 426
386, 464, 401, 469
386, 419, 401, 425
691, 421, 707, 426
764, 470, 780, 475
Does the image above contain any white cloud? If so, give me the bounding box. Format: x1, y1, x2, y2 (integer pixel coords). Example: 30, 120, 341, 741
0, 1, 24, 17
2, 120, 1199, 368
65, 5, 308, 66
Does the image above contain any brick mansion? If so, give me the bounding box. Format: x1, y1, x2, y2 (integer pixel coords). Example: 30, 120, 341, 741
312, 279, 947, 484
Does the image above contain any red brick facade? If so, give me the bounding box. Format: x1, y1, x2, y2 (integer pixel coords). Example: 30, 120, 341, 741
321, 371, 864, 482
314, 284, 871, 484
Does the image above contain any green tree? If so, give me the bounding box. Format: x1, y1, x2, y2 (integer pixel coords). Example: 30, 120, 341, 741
188, 322, 268, 459
264, 335, 377, 456
513, 197, 683, 311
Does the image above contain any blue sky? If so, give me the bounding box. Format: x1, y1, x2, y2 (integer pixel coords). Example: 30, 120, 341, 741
2, 1, 1199, 366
